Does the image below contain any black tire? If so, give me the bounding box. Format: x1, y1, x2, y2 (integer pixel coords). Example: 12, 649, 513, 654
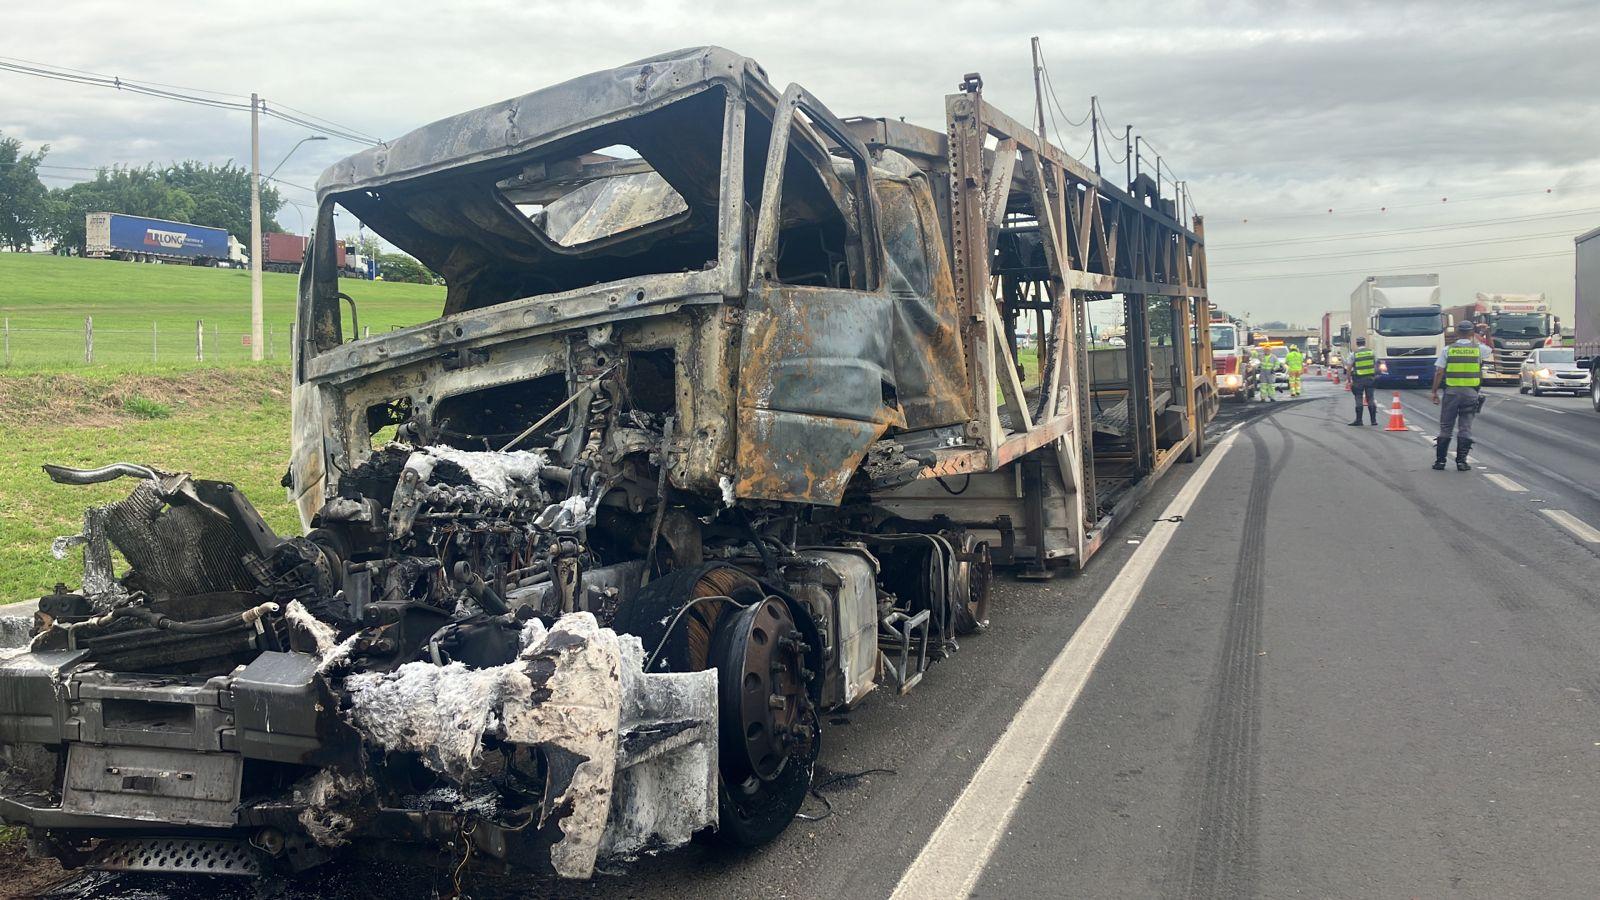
1519, 382, 1529, 394
1592, 377, 1600, 412
1533, 388, 1544, 397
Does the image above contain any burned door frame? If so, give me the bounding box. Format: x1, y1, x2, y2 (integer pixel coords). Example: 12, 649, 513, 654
733, 84, 901, 504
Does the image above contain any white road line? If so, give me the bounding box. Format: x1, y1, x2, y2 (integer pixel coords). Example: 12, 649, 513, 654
1542, 509, 1600, 543
890, 430, 1242, 900
1407, 425, 1422, 432
1532, 405, 1568, 415
1484, 473, 1527, 492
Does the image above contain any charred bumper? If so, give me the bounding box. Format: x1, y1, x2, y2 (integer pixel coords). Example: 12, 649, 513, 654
0, 614, 717, 879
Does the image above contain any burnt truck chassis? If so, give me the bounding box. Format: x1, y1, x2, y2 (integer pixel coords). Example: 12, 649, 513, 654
0, 48, 1211, 881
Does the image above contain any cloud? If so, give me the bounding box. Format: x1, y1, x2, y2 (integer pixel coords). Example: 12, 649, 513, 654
4, 0, 1597, 323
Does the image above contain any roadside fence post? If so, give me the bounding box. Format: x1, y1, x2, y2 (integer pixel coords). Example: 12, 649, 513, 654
363, 325, 371, 339
84, 316, 93, 365
268, 324, 275, 360
196, 319, 204, 362
2, 318, 9, 367
152, 321, 159, 364
289, 321, 296, 360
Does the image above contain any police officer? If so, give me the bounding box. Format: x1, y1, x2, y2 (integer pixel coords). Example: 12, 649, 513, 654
1285, 345, 1305, 397
1430, 321, 1490, 470
1346, 337, 1378, 425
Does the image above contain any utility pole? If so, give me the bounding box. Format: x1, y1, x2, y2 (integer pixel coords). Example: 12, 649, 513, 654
1090, 96, 1101, 176
250, 92, 264, 362
1030, 37, 1047, 143
1123, 126, 1132, 190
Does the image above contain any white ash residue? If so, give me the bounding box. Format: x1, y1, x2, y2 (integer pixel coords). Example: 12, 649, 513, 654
283, 600, 338, 652
0, 616, 33, 650
419, 445, 547, 496
719, 475, 736, 508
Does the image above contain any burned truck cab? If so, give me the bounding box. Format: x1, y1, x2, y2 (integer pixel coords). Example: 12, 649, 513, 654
0, 47, 990, 881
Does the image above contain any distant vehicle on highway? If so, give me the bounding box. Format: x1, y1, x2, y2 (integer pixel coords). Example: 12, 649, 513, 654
1210, 320, 1251, 402
1519, 348, 1590, 396
1442, 292, 1556, 385
84, 212, 246, 267
1351, 274, 1445, 386
1576, 226, 1600, 410
262, 231, 371, 279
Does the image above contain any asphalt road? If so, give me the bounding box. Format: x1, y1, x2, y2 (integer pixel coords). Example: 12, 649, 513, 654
31, 376, 1600, 898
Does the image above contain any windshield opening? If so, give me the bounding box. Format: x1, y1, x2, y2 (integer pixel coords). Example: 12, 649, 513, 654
1375, 312, 1443, 337
320, 86, 732, 330
1539, 349, 1574, 364
1209, 324, 1236, 350
1492, 314, 1548, 338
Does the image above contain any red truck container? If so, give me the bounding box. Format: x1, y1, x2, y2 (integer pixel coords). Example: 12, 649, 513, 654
261, 232, 346, 274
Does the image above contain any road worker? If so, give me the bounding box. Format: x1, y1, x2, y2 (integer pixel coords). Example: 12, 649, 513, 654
1257, 348, 1279, 401
1345, 337, 1378, 425
1430, 321, 1491, 470
1285, 346, 1305, 397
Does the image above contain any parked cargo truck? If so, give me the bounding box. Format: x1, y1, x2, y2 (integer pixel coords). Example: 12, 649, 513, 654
0, 48, 1214, 882
1576, 226, 1600, 410
1351, 274, 1446, 386
84, 212, 246, 267
262, 231, 370, 278
1441, 292, 1556, 385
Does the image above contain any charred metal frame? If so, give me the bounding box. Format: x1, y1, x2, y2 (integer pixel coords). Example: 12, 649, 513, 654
864, 76, 1209, 566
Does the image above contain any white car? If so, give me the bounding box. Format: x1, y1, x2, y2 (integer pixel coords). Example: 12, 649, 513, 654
1518, 347, 1590, 396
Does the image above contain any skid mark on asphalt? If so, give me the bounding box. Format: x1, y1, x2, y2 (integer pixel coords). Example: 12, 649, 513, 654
1170, 428, 1285, 899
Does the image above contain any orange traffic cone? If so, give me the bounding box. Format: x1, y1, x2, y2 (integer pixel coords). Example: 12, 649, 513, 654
1384, 392, 1408, 431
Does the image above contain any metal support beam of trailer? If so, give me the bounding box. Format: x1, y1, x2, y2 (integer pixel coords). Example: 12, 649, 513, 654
930, 74, 1213, 570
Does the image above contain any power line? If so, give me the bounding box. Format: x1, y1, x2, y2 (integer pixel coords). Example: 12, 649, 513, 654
1208, 206, 1600, 249
1212, 249, 1570, 283
1219, 182, 1600, 224
0, 55, 251, 100
0, 57, 380, 146
1220, 229, 1576, 266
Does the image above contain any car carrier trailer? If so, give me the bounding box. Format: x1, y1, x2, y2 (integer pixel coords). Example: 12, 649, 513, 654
0, 47, 1213, 882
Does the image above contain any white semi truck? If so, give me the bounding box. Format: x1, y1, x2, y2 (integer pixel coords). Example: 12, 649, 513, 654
1350, 274, 1446, 386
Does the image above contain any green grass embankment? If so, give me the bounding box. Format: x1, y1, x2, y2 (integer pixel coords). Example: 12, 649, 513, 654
0, 368, 301, 602
0, 253, 444, 370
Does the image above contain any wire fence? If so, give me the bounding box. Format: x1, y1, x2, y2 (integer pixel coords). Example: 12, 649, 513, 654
0, 317, 411, 368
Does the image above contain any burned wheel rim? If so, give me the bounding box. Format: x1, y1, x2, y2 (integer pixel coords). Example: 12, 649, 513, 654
612, 564, 820, 847
713, 598, 814, 782
711, 598, 818, 846
953, 535, 993, 635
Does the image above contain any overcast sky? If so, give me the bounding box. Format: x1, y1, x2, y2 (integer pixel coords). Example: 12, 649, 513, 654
5, 0, 1597, 326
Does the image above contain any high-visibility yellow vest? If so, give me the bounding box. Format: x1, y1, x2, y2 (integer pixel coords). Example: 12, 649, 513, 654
1286, 351, 1304, 372
1351, 349, 1376, 377
1444, 343, 1482, 388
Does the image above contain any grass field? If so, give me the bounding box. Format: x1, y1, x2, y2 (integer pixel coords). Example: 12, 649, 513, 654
0, 368, 302, 603
0, 253, 444, 369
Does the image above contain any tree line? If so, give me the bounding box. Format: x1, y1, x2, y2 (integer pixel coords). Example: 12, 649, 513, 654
0, 130, 437, 284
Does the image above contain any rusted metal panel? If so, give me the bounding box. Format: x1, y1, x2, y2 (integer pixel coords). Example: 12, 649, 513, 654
735, 283, 900, 503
